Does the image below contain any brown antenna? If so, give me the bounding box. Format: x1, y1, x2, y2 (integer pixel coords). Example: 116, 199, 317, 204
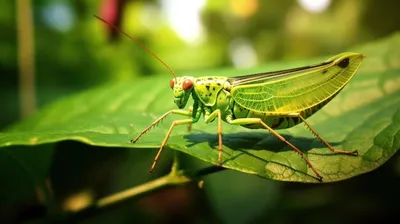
94, 15, 176, 79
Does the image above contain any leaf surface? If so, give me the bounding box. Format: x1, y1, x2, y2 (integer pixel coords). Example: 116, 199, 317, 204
1, 33, 400, 183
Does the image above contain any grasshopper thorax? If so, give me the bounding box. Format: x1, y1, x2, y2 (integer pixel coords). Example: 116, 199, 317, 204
169, 76, 196, 109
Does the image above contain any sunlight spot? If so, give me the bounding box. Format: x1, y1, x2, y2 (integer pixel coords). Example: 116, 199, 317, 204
160, 0, 206, 44
298, 0, 331, 13
29, 137, 38, 144
63, 190, 94, 212
229, 38, 258, 68
231, 0, 259, 18
41, 2, 75, 32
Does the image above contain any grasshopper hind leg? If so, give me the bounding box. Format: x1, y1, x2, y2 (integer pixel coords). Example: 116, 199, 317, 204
291, 113, 358, 156
227, 116, 323, 181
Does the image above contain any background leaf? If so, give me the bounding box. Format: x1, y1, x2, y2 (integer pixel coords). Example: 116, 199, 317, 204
1, 33, 399, 183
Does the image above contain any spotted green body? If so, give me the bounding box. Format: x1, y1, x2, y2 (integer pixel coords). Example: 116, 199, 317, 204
134, 52, 364, 181
172, 53, 363, 131
191, 76, 330, 130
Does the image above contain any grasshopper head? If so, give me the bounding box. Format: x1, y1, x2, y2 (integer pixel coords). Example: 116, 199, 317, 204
169, 76, 195, 109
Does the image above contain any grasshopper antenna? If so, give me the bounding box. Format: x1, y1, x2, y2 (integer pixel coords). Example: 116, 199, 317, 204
94, 15, 176, 79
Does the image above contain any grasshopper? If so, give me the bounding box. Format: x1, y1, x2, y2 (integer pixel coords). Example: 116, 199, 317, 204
96, 16, 364, 181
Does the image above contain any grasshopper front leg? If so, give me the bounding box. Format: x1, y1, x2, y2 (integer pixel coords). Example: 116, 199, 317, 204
133, 106, 201, 173
149, 118, 194, 173
204, 109, 223, 166
131, 109, 192, 143
187, 106, 194, 132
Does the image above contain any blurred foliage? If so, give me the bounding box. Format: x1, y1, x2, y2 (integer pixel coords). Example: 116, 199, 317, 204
0, 0, 399, 223
2, 0, 400, 128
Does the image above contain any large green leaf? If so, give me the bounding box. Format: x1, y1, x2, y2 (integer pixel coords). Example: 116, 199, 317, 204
1, 33, 399, 183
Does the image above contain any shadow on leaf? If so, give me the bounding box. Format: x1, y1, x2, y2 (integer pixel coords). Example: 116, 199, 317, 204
184, 131, 340, 152
182, 131, 342, 181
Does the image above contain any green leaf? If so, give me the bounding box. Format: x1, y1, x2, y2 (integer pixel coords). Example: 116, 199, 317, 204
1, 33, 399, 183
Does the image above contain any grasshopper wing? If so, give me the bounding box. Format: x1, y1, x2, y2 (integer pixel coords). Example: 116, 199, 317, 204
229, 52, 364, 114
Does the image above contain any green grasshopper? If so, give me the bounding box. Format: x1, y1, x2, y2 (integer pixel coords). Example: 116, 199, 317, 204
96, 16, 364, 181
132, 52, 364, 181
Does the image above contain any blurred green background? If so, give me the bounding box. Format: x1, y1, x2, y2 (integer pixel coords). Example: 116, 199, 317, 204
1, 0, 399, 223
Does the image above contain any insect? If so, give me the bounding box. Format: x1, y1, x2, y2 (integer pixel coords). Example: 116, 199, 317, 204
96, 16, 364, 181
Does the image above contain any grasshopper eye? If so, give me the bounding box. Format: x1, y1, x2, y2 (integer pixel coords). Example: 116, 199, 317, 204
182, 79, 193, 91
169, 79, 175, 89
